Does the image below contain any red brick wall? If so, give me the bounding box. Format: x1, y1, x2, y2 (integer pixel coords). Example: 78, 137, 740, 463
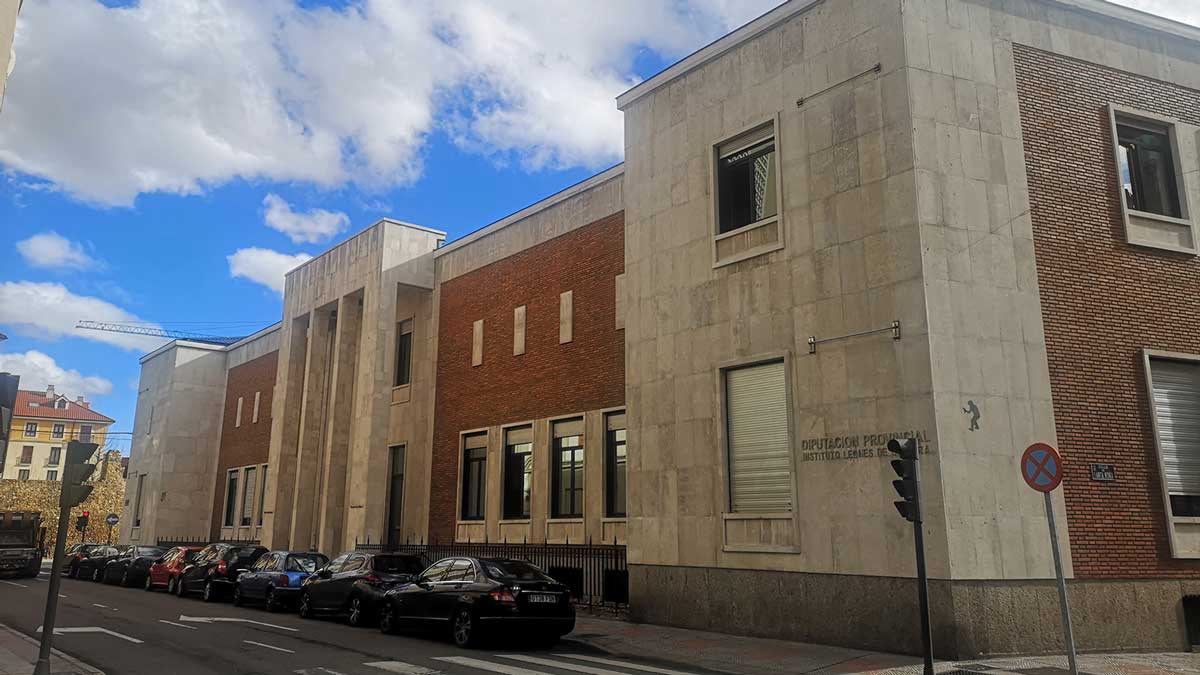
429, 212, 625, 541
1014, 45, 1200, 578
209, 351, 277, 538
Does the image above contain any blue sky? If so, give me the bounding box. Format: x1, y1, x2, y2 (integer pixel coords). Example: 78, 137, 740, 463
0, 0, 1197, 450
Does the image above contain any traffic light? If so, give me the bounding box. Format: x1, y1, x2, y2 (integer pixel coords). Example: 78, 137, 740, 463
0, 372, 18, 446
75, 512, 89, 532
61, 441, 98, 508
888, 437, 921, 523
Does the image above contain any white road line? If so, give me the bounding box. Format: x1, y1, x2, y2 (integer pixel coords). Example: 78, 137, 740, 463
434, 657, 552, 675
158, 620, 197, 630
0, 581, 28, 588
557, 655, 702, 675
92, 604, 108, 609
179, 615, 299, 631
58, 594, 67, 599
295, 668, 350, 675
499, 655, 658, 675
363, 662, 441, 675
244, 640, 294, 654
37, 626, 143, 643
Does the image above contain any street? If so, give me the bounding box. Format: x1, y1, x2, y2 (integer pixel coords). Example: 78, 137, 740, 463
0, 563, 704, 675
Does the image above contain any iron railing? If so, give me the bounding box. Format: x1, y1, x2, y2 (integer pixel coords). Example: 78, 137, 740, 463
354, 536, 628, 608
156, 535, 261, 547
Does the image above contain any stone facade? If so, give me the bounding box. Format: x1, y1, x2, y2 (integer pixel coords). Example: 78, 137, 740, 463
0, 450, 127, 552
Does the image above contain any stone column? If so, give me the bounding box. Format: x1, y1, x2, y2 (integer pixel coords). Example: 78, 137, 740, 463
262, 314, 309, 549
316, 293, 362, 553
290, 306, 335, 551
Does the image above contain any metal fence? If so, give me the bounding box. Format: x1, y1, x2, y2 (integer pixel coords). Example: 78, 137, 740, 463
156, 536, 261, 547
354, 536, 628, 608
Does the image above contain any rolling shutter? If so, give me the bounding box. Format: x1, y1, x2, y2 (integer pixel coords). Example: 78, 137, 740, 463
726, 361, 792, 512
1150, 358, 1200, 496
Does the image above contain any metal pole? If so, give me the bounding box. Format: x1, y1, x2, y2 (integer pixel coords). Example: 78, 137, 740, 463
33, 505, 71, 675
1044, 491, 1078, 675
912, 451, 934, 675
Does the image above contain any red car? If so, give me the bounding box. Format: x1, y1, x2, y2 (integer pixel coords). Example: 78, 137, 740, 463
145, 546, 202, 594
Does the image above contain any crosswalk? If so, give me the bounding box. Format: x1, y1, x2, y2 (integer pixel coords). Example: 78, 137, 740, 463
363, 654, 703, 675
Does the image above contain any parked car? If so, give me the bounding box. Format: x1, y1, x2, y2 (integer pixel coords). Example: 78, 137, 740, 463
60, 543, 102, 578
101, 546, 166, 587
74, 546, 123, 582
298, 552, 423, 627
234, 551, 329, 612
378, 557, 575, 648
146, 546, 202, 593
176, 543, 267, 601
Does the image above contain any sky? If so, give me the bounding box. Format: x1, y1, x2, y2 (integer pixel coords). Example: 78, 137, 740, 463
1, 0, 1198, 452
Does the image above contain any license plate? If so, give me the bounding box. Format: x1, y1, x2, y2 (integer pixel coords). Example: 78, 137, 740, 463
527, 594, 557, 604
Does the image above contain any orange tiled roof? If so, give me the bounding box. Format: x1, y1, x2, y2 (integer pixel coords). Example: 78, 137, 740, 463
12, 390, 114, 424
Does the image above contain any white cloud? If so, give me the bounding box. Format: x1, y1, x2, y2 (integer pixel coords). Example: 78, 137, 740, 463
227, 248, 313, 295
0, 350, 113, 399
1116, 0, 1200, 26
262, 193, 350, 244
0, 281, 165, 352
15, 231, 97, 269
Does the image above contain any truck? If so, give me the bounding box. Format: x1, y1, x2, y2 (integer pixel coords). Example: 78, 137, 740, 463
0, 512, 43, 578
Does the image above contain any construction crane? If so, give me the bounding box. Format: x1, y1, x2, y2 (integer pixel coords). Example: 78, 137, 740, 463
75, 321, 247, 346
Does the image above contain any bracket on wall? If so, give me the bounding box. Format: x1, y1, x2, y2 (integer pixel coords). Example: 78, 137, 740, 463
808, 320, 901, 354
796, 63, 882, 107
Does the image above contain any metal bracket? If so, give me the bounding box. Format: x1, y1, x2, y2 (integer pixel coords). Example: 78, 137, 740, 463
796, 63, 882, 108
808, 320, 900, 354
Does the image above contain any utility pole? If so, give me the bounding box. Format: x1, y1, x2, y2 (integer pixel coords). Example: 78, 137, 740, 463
33, 441, 97, 675
888, 437, 934, 675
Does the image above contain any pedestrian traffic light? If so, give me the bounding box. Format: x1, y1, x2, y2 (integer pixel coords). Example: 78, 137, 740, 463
61, 441, 98, 508
75, 513, 89, 532
888, 437, 921, 523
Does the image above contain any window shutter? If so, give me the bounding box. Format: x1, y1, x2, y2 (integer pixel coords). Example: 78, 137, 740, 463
726, 361, 792, 513
1151, 359, 1200, 496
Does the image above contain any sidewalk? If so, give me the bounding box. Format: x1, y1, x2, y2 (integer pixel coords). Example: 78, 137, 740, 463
0, 625, 102, 675
567, 616, 1200, 675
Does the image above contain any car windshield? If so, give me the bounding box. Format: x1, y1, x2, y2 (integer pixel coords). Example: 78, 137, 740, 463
285, 554, 327, 572
483, 560, 555, 582
138, 547, 165, 557
228, 547, 260, 560
182, 550, 198, 562
372, 555, 423, 575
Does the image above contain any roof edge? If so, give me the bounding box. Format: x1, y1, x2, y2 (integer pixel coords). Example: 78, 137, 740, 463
224, 321, 282, 352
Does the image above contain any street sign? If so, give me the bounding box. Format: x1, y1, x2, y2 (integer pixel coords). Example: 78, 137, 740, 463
1021, 442, 1063, 493
105, 514, 119, 527
1090, 464, 1116, 482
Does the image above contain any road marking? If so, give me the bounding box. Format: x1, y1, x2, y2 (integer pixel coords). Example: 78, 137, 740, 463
36, 626, 143, 644
58, 594, 67, 599
498, 655, 650, 675
434, 657, 551, 675
295, 668, 350, 675
244, 640, 294, 653
557, 655, 702, 675
364, 662, 441, 675
0, 581, 28, 588
180, 614, 299, 631
158, 620, 197, 630
92, 604, 108, 609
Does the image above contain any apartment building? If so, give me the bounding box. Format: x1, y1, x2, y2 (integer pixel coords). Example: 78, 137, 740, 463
1, 386, 111, 481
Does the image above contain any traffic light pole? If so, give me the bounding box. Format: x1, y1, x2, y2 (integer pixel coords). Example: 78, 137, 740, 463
910, 461, 934, 675
32, 499, 72, 675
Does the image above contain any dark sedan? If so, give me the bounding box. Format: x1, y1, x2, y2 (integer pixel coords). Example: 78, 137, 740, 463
74, 546, 122, 582
298, 552, 423, 627
234, 551, 328, 612
378, 557, 574, 647
176, 543, 268, 602
101, 546, 166, 587
60, 543, 102, 578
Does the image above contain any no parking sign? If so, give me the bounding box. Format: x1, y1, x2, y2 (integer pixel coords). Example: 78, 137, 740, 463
1021, 442, 1076, 675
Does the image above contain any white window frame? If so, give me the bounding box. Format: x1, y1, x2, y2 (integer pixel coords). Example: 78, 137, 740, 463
23, 422, 36, 438
51, 424, 64, 439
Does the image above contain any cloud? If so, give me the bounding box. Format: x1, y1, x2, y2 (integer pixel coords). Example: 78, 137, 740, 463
0, 281, 165, 352
0, 350, 113, 399
1116, 0, 1200, 26
227, 248, 313, 295
262, 193, 350, 244
15, 231, 98, 269
0, 0, 776, 207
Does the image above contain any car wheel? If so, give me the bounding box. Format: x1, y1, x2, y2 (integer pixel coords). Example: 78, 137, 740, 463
144, 575, 154, 592
264, 588, 279, 613
121, 570, 132, 588
233, 584, 244, 607
379, 603, 398, 635
298, 592, 313, 619
452, 607, 478, 648
348, 596, 367, 627
203, 580, 217, 602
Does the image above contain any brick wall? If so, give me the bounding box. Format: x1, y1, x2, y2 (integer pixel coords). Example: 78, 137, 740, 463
429, 212, 625, 541
1014, 45, 1200, 578
209, 351, 277, 538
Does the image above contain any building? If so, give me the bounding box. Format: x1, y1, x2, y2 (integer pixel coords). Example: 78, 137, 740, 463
0, 0, 20, 114
127, 0, 1200, 658
1, 386, 112, 482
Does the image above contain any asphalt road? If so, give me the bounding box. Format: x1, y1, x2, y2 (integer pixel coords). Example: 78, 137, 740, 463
0, 563, 703, 675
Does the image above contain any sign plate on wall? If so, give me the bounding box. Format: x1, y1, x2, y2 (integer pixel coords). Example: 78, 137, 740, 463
1089, 464, 1116, 482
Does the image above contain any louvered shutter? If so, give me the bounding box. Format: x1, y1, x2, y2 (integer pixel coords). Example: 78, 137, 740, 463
1150, 358, 1200, 496
726, 361, 792, 512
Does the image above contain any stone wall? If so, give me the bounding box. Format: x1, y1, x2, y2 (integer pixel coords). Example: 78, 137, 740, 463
0, 451, 127, 553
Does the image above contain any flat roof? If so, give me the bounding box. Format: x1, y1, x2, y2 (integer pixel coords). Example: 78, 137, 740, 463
285, 217, 446, 278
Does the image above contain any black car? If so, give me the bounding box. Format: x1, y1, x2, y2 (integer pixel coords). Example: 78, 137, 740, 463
378, 557, 575, 648
176, 543, 268, 602
101, 546, 167, 587
74, 546, 123, 582
60, 543, 102, 578
234, 551, 328, 612
298, 552, 423, 627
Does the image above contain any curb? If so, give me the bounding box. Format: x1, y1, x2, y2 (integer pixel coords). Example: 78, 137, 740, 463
0, 623, 105, 675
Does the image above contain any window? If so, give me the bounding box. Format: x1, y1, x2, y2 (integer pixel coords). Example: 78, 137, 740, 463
716, 126, 778, 234
325, 553, 350, 574
56, 399, 67, 409
443, 559, 475, 582
418, 559, 452, 584
252, 391, 261, 424
605, 412, 627, 518
460, 433, 487, 521
502, 427, 533, 519
394, 319, 413, 386
552, 418, 584, 518
387, 446, 405, 547
223, 470, 239, 528
19, 446, 32, 464
1148, 357, 1200, 517
1117, 116, 1182, 219
17, 470, 28, 481
241, 466, 257, 527
235, 397, 243, 428
52, 424, 64, 439
134, 474, 146, 527
48, 447, 61, 465
257, 467, 267, 526
79, 425, 92, 442
725, 360, 792, 513
46, 470, 57, 481
23, 422, 36, 438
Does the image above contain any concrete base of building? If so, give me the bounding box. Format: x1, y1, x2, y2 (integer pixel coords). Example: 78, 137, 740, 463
629, 564, 1199, 659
